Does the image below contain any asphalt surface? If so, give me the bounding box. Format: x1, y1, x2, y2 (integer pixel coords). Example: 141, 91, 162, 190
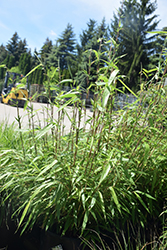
0, 102, 93, 133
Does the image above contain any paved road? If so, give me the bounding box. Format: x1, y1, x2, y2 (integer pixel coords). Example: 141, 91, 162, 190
0, 102, 92, 133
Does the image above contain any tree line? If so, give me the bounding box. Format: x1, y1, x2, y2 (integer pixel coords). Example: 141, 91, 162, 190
0, 0, 166, 92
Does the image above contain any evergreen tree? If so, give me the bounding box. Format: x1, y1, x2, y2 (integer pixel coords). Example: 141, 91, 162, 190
6, 32, 29, 66
110, 0, 159, 91
76, 18, 108, 88
31, 48, 39, 67
8, 55, 15, 69
19, 53, 31, 75
45, 43, 59, 68
0, 44, 8, 64
0, 67, 5, 79
19, 53, 24, 72
3, 54, 10, 67
46, 24, 77, 83
6, 32, 20, 65
149, 26, 167, 69
40, 38, 53, 66
18, 38, 28, 55
3, 54, 15, 69
79, 19, 97, 52
0, 45, 6, 79
57, 23, 77, 74
76, 19, 98, 88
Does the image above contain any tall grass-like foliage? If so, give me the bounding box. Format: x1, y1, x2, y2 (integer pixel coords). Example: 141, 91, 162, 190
0, 35, 167, 250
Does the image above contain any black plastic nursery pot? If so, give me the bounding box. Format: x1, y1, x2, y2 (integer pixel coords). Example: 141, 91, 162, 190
0, 221, 88, 250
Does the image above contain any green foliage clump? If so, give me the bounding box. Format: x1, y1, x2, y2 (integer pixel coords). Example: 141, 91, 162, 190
0, 34, 167, 250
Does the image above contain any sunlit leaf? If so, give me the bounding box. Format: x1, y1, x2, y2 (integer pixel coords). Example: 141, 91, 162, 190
109, 186, 122, 215
82, 210, 89, 233
99, 163, 111, 185
134, 191, 149, 212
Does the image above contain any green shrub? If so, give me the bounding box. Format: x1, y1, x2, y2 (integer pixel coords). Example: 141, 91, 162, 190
0, 38, 167, 250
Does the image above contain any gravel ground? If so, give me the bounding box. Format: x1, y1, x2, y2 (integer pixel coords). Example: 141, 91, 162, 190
0, 102, 93, 133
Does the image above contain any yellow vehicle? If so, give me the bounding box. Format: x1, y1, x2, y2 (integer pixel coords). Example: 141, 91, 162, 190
0, 72, 28, 108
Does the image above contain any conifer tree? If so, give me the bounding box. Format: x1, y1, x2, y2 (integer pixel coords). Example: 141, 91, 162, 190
0, 45, 6, 79
45, 24, 77, 82
6, 32, 29, 66
45, 43, 59, 68
149, 26, 167, 69
19, 53, 31, 75
75, 19, 98, 88
31, 48, 39, 68
57, 23, 77, 75
76, 18, 108, 88
110, 0, 159, 91
6, 32, 20, 65
18, 38, 28, 55
40, 38, 53, 66
0, 44, 8, 64
8, 55, 15, 69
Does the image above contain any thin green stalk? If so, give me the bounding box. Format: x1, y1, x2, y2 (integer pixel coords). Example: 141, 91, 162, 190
16, 104, 25, 158
73, 104, 82, 165
30, 102, 37, 156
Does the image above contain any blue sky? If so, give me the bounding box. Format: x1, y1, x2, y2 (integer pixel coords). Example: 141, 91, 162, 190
0, 0, 166, 52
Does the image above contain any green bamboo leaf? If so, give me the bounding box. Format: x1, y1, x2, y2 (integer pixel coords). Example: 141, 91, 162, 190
18, 200, 31, 228
92, 49, 99, 60
38, 159, 58, 177
96, 81, 106, 86
108, 69, 119, 86
81, 192, 86, 210
1, 179, 15, 191
57, 97, 77, 112
82, 210, 89, 233
90, 211, 97, 223
60, 79, 73, 84
123, 169, 135, 186
59, 91, 79, 99
0, 64, 6, 68
118, 78, 138, 98
51, 67, 59, 79
134, 191, 149, 212
110, 37, 117, 46
50, 86, 59, 91
62, 217, 73, 235
23, 99, 29, 111
148, 31, 167, 35
135, 190, 156, 200
35, 124, 54, 140
99, 163, 111, 185
109, 186, 121, 214
20, 207, 34, 235
98, 75, 109, 83
98, 191, 106, 220
72, 165, 80, 184
0, 173, 11, 181
24, 64, 43, 78
151, 171, 157, 193
89, 197, 96, 210
16, 83, 26, 89
159, 209, 167, 217
143, 143, 150, 165
102, 86, 110, 108
101, 70, 119, 108
147, 68, 158, 73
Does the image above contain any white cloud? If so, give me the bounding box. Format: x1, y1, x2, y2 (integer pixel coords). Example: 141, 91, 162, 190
50, 30, 57, 36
